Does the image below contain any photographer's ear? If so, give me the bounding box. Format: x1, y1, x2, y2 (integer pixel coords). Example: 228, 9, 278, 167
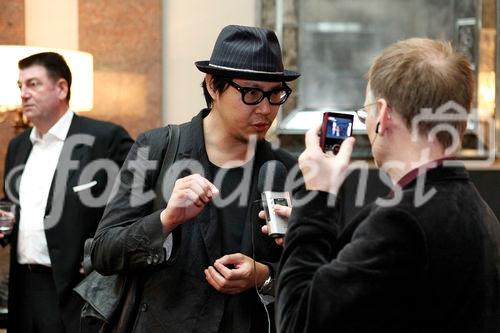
376, 98, 391, 135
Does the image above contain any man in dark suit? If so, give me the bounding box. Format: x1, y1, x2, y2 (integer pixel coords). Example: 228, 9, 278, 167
1, 52, 133, 333
89, 25, 300, 332
276, 38, 500, 332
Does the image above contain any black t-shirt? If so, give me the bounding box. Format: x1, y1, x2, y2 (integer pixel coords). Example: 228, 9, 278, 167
208, 160, 257, 333
209, 160, 248, 255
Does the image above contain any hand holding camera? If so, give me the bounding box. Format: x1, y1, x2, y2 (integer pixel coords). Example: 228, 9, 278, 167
299, 120, 356, 195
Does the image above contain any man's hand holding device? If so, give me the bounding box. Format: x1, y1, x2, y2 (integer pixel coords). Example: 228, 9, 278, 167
300, 113, 356, 195
259, 112, 355, 244
259, 205, 291, 247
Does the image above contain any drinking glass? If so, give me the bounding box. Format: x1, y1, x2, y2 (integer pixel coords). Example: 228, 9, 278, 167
0, 202, 15, 235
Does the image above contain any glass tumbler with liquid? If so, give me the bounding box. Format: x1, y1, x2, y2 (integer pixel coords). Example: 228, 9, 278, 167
0, 202, 15, 235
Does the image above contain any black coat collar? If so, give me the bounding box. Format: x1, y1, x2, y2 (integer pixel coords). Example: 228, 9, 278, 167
401, 162, 469, 191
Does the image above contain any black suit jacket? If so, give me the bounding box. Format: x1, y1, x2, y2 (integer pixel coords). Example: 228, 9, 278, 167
91, 110, 298, 333
3, 114, 133, 333
277, 165, 500, 332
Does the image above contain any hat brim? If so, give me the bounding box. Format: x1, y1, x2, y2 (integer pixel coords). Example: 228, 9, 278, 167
195, 61, 300, 82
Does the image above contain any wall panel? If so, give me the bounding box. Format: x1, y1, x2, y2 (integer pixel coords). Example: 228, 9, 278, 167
79, 0, 162, 139
0, 0, 25, 198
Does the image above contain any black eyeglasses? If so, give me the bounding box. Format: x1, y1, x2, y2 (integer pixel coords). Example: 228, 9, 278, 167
355, 102, 377, 124
227, 80, 292, 106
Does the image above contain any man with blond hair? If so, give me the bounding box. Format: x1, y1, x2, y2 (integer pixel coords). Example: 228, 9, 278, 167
276, 38, 500, 332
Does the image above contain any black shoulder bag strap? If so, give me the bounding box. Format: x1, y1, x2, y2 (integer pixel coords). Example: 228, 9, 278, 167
153, 124, 181, 211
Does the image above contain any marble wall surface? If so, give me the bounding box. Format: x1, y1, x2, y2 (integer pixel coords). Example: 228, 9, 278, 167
79, 0, 162, 139
0, 0, 24, 44
0, 0, 25, 198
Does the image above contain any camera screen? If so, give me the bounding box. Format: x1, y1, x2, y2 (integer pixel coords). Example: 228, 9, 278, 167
326, 115, 353, 139
273, 198, 289, 206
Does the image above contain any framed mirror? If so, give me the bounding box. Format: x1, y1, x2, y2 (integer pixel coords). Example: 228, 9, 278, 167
275, 0, 496, 160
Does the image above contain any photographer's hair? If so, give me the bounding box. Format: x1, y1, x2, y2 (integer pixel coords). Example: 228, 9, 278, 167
201, 75, 231, 108
19, 52, 72, 102
368, 38, 474, 148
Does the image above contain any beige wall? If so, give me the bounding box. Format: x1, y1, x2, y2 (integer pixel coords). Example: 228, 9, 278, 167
163, 0, 257, 124
25, 0, 79, 49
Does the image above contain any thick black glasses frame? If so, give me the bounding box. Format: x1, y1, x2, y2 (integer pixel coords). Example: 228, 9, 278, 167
228, 80, 292, 106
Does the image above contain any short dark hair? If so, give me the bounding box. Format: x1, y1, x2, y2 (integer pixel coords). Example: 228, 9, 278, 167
201, 75, 230, 108
18, 52, 72, 102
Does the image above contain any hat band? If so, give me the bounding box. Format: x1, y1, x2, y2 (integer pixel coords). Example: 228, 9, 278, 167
208, 63, 284, 75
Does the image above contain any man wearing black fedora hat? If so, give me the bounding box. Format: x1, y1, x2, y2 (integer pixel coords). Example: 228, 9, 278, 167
88, 25, 300, 332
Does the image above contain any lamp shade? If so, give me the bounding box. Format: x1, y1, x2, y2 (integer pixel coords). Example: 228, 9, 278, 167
0, 45, 93, 111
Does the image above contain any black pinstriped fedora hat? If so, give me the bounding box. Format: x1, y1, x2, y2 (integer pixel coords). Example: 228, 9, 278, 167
195, 25, 300, 82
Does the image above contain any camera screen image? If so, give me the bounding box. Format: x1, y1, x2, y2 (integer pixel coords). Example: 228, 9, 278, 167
326, 115, 353, 139
273, 198, 289, 207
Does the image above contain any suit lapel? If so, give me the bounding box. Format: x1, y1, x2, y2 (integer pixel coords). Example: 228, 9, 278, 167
64, 115, 87, 186
45, 115, 86, 217
12, 130, 33, 169
9, 131, 33, 230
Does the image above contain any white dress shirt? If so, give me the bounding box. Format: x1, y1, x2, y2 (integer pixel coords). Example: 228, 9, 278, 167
17, 110, 74, 266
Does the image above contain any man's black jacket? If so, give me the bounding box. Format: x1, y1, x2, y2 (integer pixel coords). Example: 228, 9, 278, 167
277, 165, 500, 332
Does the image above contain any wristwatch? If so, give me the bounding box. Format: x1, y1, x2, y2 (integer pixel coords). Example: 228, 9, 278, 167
258, 275, 274, 294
